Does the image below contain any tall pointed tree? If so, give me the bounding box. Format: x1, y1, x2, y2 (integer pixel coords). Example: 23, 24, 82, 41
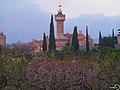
99, 31, 102, 46
43, 33, 47, 52
112, 29, 115, 48
49, 15, 56, 51
112, 29, 114, 39
86, 26, 90, 53
72, 26, 79, 52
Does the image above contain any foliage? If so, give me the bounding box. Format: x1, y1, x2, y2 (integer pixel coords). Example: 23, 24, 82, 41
112, 29, 118, 46
112, 29, 115, 48
0, 43, 120, 90
0, 73, 7, 89
64, 52, 73, 60
100, 37, 114, 48
43, 33, 47, 52
99, 31, 102, 47
7, 41, 29, 57
86, 26, 90, 53
112, 29, 114, 41
96, 50, 120, 89
28, 58, 99, 90
49, 15, 56, 51
55, 51, 64, 60
0, 47, 30, 90
63, 40, 71, 52
118, 29, 120, 36
99, 30, 118, 49
72, 26, 79, 52
100, 47, 113, 53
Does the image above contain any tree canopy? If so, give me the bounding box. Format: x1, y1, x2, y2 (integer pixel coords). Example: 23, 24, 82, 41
48, 15, 56, 51
86, 26, 90, 53
43, 33, 47, 52
72, 26, 79, 52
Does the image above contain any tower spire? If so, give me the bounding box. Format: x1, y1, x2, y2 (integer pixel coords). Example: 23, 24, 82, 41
58, 0, 62, 13
59, 0, 60, 6
55, 0, 65, 37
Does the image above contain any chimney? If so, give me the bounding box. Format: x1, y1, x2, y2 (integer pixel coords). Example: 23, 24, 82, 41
79, 31, 82, 34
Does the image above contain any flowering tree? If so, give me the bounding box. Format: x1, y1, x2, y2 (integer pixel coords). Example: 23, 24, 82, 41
27, 58, 99, 90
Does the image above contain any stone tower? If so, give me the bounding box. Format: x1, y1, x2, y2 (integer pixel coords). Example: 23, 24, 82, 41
117, 29, 120, 44
118, 36, 120, 44
55, 4, 65, 37
0, 32, 6, 48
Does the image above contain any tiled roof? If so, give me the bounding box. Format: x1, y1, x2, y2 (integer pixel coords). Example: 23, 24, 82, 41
0, 32, 5, 36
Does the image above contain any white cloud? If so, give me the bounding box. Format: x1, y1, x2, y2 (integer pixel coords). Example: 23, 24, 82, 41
32, 0, 120, 19
16, 0, 35, 9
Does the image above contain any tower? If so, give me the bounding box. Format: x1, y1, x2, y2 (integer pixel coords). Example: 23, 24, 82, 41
118, 36, 120, 44
117, 29, 120, 44
55, 3, 65, 37
0, 32, 6, 48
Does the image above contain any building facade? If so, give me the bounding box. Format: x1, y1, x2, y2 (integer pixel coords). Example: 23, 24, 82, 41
28, 5, 94, 53
118, 36, 120, 45
55, 8, 65, 37
0, 32, 6, 48
28, 39, 43, 54
54, 6, 94, 50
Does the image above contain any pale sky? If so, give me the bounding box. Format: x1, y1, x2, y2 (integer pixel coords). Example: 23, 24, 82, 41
31, 0, 120, 18
0, 0, 120, 43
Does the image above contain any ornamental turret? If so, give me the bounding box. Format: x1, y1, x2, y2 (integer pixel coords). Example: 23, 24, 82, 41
55, 4, 65, 37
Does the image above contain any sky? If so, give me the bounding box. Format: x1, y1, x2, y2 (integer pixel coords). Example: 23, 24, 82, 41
34, 0, 120, 18
0, 0, 120, 43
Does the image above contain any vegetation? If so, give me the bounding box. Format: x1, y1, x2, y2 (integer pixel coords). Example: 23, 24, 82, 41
112, 29, 114, 41
86, 26, 90, 53
0, 40, 120, 90
63, 40, 71, 52
43, 33, 47, 52
100, 37, 114, 48
0, 18, 120, 89
72, 26, 79, 52
99, 31, 102, 47
0, 48, 30, 90
49, 15, 56, 51
99, 29, 118, 49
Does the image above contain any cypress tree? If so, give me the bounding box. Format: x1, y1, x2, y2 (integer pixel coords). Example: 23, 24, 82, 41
43, 33, 47, 52
112, 29, 114, 39
72, 26, 79, 52
49, 15, 56, 51
100, 36, 115, 48
112, 29, 115, 48
99, 31, 102, 46
86, 26, 90, 53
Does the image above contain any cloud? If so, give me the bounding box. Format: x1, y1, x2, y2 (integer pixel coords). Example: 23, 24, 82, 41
65, 14, 120, 40
0, 0, 50, 43
33, 0, 120, 18
0, 0, 120, 44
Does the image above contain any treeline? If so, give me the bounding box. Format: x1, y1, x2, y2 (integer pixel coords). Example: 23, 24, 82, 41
0, 46, 120, 90
43, 15, 119, 55
0, 14, 120, 90
42, 15, 120, 65
43, 15, 91, 53
99, 29, 118, 49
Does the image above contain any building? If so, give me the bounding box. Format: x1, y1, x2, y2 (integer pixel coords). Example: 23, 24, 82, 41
28, 36, 49, 54
115, 29, 120, 49
55, 7, 65, 37
0, 32, 6, 48
28, 4, 94, 53
54, 5, 94, 50
28, 39, 43, 54
117, 29, 120, 45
